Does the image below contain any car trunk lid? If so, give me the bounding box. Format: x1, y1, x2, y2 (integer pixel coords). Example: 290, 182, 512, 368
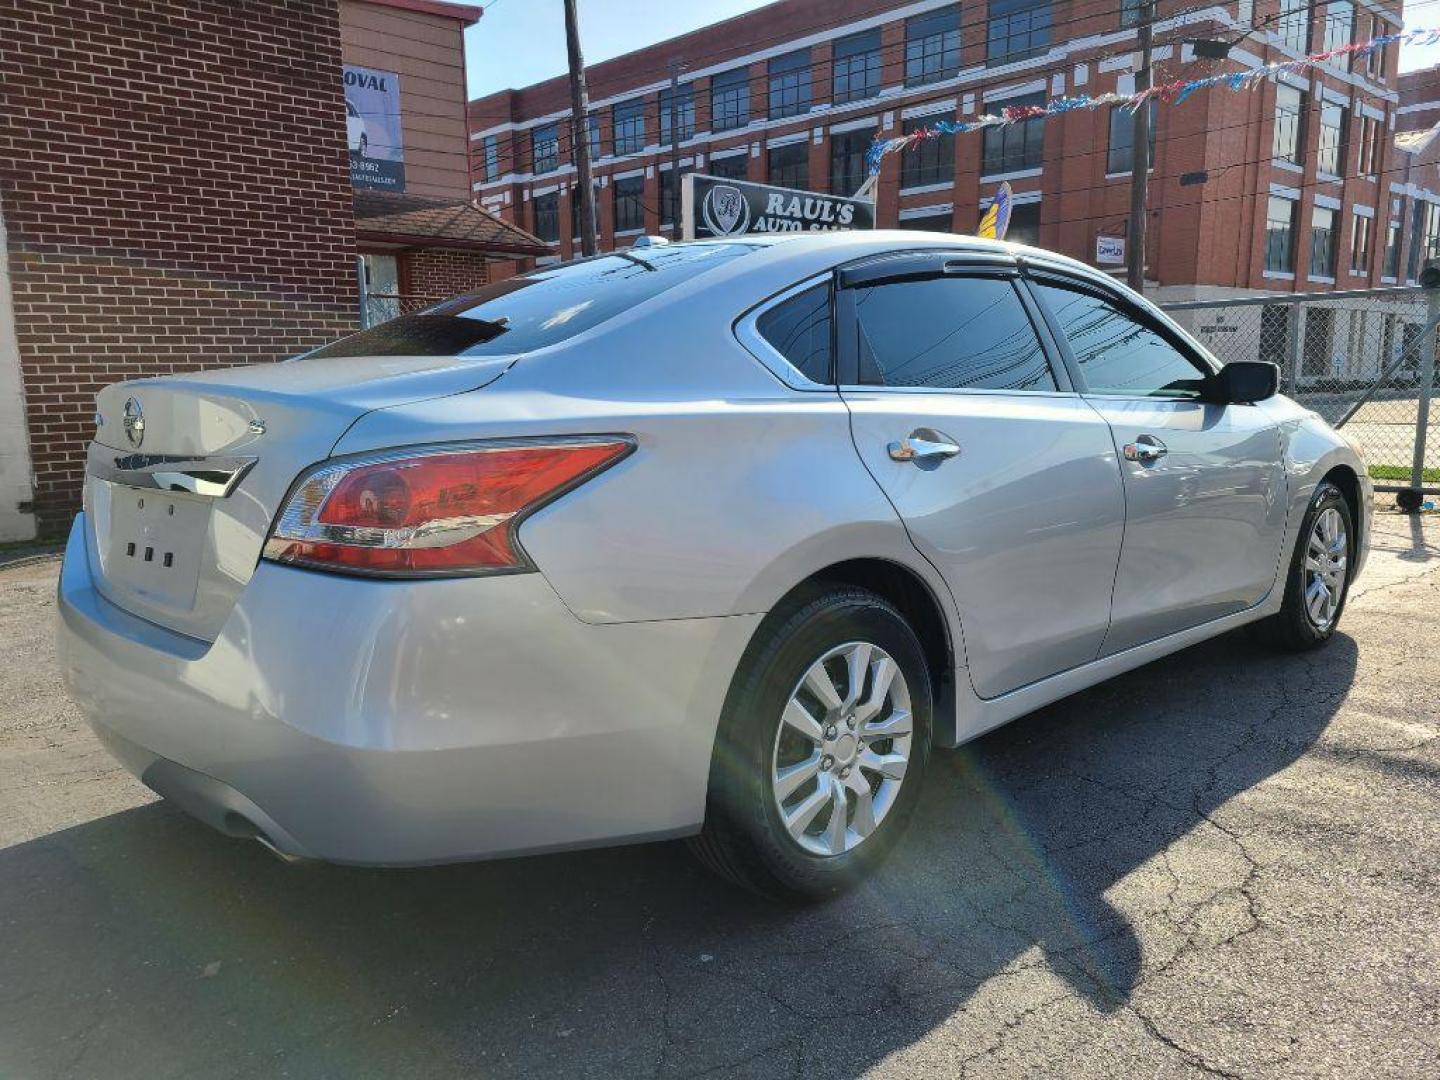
84, 353, 515, 641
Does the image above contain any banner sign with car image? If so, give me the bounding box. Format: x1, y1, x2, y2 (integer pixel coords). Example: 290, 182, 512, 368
681, 174, 874, 240
344, 64, 405, 192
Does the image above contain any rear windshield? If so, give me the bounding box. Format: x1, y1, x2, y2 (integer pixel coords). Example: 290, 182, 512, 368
309, 243, 758, 359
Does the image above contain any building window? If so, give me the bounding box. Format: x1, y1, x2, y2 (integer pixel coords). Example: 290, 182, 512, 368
988, 0, 1051, 67
482, 134, 500, 181
1409, 199, 1426, 280
906, 5, 961, 86
1266, 195, 1297, 273
576, 113, 601, 160
708, 153, 748, 180
659, 166, 693, 226
1423, 202, 1440, 267
768, 49, 812, 120
1119, 0, 1142, 27
1273, 84, 1305, 164
1350, 213, 1371, 273
982, 92, 1045, 175
711, 67, 749, 132
533, 190, 559, 243
1323, 0, 1354, 69
768, 142, 809, 190
833, 29, 881, 104
1279, 0, 1311, 52
1367, 16, 1387, 80
532, 123, 559, 174
1310, 205, 1337, 278
1007, 201, 1041, 246
901, 117, 954, 188
1317, 102, 1346, 176
899, 212, 953, 232
1106, 101, 1155, 173
613, 175, 645, 231
613, 98, 646, 156
1302, 308, 1335, 377
830, 128, 874, 195
570, 183, 596, 239
659, 84, 695, 146
1385, 213, 1403, 277
1357, 114, 1384, 175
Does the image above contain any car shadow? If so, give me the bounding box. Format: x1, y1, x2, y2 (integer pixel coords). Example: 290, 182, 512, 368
0, 629, 1357, 1079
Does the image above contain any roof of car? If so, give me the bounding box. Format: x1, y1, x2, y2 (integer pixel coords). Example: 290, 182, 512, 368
659, 230, 1098, 277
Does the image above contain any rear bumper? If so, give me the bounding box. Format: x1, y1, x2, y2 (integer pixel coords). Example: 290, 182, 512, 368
57, 515, 760, 865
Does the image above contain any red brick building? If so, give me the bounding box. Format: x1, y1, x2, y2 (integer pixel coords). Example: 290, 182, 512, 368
1393, 64, 1440, 279
0, 0, 545, 541
469, 0, 1406, 302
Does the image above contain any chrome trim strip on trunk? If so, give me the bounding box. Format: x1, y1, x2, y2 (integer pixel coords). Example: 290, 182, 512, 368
89, 453, 258, 498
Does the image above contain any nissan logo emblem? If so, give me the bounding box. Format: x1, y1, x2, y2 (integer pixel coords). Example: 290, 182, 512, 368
122, 397, 145, 448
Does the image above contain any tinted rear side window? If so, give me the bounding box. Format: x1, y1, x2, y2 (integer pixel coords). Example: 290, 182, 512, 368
756, 283, 833, 383
852, 275, 1057, 391
310, 243, 758, 359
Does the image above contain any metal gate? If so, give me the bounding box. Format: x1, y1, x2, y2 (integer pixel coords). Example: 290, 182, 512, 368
1163, 287, 1439, 501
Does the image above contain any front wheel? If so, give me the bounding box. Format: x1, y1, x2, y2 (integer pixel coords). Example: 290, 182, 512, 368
1251, 480, 1354, 650
689, 587, 932, 899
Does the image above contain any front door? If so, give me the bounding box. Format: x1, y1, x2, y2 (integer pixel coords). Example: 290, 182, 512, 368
1025, 274, 1289, 655
838, 255, 1126, 700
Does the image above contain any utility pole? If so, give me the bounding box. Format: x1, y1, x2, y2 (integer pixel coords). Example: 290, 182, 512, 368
564, 0, 597, 256
1127, 0, 1154, 292
668, 59, 684, 232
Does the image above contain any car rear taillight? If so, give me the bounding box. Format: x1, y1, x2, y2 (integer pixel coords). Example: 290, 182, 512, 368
262, 437, 633, 577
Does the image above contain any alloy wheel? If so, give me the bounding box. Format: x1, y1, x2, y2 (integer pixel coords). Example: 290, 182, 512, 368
770, 641, 913, 857
1303, 506, 1348, 630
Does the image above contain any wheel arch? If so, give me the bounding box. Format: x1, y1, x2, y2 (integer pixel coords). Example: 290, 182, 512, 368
727, 556, 963, 749
1321, 463, 1361, 533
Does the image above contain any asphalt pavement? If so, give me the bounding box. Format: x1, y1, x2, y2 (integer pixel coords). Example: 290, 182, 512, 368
1, 504, 1437, 1078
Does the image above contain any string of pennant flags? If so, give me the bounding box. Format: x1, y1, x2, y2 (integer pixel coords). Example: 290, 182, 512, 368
865, 27, 1440, 176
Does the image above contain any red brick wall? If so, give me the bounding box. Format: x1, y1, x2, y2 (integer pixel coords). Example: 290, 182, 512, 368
402, 249, 490, 298
0, 0, 359, 535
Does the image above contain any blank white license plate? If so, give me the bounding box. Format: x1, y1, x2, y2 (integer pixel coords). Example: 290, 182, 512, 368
104, 487, 209, 611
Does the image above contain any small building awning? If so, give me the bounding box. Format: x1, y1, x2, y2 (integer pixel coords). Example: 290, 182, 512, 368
354, 190, 548, 258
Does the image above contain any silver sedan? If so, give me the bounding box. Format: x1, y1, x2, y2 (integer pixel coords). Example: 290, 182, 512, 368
58, 233, 1370, 897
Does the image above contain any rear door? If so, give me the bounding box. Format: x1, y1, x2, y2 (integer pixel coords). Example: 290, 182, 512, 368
837, 253, 1126, 700
1023, 270, 1289, 655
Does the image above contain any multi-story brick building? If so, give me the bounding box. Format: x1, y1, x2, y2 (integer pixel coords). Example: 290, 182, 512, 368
0, 0, 545, 541
469, 0, 1407, 303
1393, 64, 1440, 279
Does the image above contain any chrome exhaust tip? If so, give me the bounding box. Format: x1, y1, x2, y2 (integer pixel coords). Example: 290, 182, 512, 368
253, 833, 307, 864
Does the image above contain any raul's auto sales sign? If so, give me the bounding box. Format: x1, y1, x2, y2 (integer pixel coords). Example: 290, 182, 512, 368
682, 174, 875, 240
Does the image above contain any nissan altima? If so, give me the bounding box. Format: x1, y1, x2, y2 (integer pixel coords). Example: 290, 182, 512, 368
58, 233, 1370, 897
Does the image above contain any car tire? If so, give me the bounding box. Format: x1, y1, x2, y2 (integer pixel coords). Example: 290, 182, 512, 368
689, 586, 932, 900
1250, 480, 1354, 651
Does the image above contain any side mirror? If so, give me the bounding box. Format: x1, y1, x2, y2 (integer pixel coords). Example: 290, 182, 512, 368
1211, 360, 1279, 404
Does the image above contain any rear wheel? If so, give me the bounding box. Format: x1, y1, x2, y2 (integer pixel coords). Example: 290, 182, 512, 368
1251, 481, 1353, 650
689, 588, 932, 899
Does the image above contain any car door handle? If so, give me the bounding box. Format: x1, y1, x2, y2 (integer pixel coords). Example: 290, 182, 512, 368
1123, 434, 1168, 463
888, 430, 961, 464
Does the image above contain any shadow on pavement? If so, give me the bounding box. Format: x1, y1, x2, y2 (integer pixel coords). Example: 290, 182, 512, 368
0, 630, 1357, 1079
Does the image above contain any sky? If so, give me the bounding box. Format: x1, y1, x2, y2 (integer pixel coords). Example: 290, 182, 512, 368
464, 0, 1440, 102
465, 0, 774, 99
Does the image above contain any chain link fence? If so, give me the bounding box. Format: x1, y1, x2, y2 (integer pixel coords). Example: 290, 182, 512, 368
1163, 287, 1439, 493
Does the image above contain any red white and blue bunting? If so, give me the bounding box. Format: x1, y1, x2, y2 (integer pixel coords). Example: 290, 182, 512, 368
865, 27, 1440, 175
